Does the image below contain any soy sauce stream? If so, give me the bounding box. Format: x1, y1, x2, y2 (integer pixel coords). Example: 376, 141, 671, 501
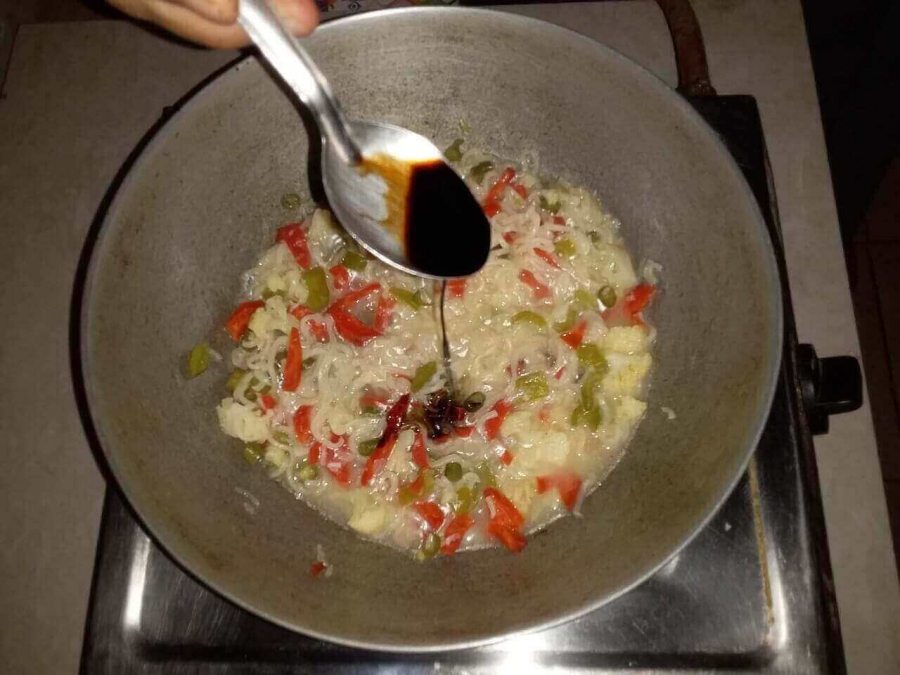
439, 280, 454, 393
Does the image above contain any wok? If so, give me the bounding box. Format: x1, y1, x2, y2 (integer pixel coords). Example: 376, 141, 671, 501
80, 8, 782, 650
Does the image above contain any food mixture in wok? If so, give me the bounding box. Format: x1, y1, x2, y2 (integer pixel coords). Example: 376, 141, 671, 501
214, 148, 656, 559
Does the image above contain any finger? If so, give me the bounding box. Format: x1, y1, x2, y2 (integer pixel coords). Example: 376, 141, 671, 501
120, 0, 250, 47
170, 0, 318, 34
110, 0, 319, 47
271, 0, 320, 37
170, 0, 238, 25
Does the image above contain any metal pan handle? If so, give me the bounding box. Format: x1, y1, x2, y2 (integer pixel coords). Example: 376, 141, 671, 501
654, 0, 717, 97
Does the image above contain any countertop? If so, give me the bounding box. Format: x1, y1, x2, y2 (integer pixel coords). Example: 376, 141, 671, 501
1, 1, 898, 672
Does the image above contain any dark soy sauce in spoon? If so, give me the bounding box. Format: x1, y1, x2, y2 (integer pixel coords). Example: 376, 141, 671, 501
403, 160, 491, 277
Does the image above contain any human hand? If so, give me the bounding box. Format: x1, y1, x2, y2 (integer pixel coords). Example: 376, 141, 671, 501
109, 0, 319, 48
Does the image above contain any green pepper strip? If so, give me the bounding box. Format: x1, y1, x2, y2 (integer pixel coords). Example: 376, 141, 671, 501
469, 161, 494, 185
341, 250, 368, 272
411, 361, 438, 392
512, 310, 547, 329
302, 267, 330, 312
444, 138, 464, 162
515, 372, 550, 401
187, 343, 210, 378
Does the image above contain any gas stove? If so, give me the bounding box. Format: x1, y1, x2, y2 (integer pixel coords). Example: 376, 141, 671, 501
78, 11, 860, 674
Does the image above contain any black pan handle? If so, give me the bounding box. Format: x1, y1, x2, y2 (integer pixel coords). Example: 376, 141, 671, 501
797, 344, 863, 435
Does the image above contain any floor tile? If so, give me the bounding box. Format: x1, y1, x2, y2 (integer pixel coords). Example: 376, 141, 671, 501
866, 155, 900, 242
851, 244, 900, 479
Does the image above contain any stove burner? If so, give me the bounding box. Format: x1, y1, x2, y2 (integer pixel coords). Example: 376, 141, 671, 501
79, 97, 846, 674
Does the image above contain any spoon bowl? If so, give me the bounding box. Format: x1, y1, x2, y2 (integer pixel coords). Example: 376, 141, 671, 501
239, 0, 491, 278
323, 120, 491, 278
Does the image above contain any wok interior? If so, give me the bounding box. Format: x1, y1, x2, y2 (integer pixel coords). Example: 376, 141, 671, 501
85, 10, 780, 649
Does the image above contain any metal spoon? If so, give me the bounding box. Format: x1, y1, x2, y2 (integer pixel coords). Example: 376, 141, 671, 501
238, 0, 491, 279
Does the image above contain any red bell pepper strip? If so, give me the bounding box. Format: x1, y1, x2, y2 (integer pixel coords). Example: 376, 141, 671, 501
260, 394, 277, 411
552, 216, 566, 226
331, 282, 381, 311
512, 182, 528, 198
483, 167, 517, 217
536, 471, 583, 511
518, 269, 551, 300
309, 561, 327, 577
624, 283, 656, 314
293, 405, 313, 444
276, 223, 311, 268
413, 501, 445, 530
360, 389, 390, 411
483, 487, 525, 530
373, 292, 395, 332
282, 327, 302, 392
226, 300, 265, 341
554, 366, 566, 380
411, 431, 429, 468
454, 425, 475, 438
441, 515, 475, 555
484, 400, 512, 441
534, 248, 559, 269
322, 438, 352, 486
484, 487, 527, 554
500, 450, 514, 466
361, 394, 410, 486
308, 442, 321, 465
488, 520, 527, 553
502, 231, 518, 245
602, 283, 656, 327
308, 320, 329, 343
447, 278, 466, 298
560, 319, 587, 349
329, 264, 350, 291
328, 283, 384, 347
331, 311, 382, 346
290, 305, 313, 322
406, 471, 425, 496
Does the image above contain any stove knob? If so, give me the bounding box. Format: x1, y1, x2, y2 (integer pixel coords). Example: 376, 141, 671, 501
796, 343, 863, 435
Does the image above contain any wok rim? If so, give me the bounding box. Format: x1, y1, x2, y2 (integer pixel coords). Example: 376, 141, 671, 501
77, 6, 784, 652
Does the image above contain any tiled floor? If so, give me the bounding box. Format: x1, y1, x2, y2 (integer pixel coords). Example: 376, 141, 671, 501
849, 155, 900, 571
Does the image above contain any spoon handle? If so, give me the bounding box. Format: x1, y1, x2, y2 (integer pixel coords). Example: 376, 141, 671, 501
238, 0, 360, 164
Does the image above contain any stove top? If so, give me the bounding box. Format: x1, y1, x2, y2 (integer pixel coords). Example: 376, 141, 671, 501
79, 93, 847, 674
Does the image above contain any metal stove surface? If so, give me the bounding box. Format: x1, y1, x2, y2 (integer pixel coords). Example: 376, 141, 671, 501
79, 97, 844, 674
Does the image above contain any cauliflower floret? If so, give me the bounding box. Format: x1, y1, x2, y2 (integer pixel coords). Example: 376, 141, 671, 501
602, 353, 652, 397
590, 245, 638, 291
249, 295, 295, 339
497, 475, 537, 517
384, 428, 416, 480
502, 410, 572, 473
348, 498, 388, 536
217, 398, 269, 443
307, 209, 345, 261
265, 273, 286, 294
603, 326, 649, 355
501, 410, 533, 438
283, 269, 308, 305
264, 445, 288, 470
616, 395, 647, 426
